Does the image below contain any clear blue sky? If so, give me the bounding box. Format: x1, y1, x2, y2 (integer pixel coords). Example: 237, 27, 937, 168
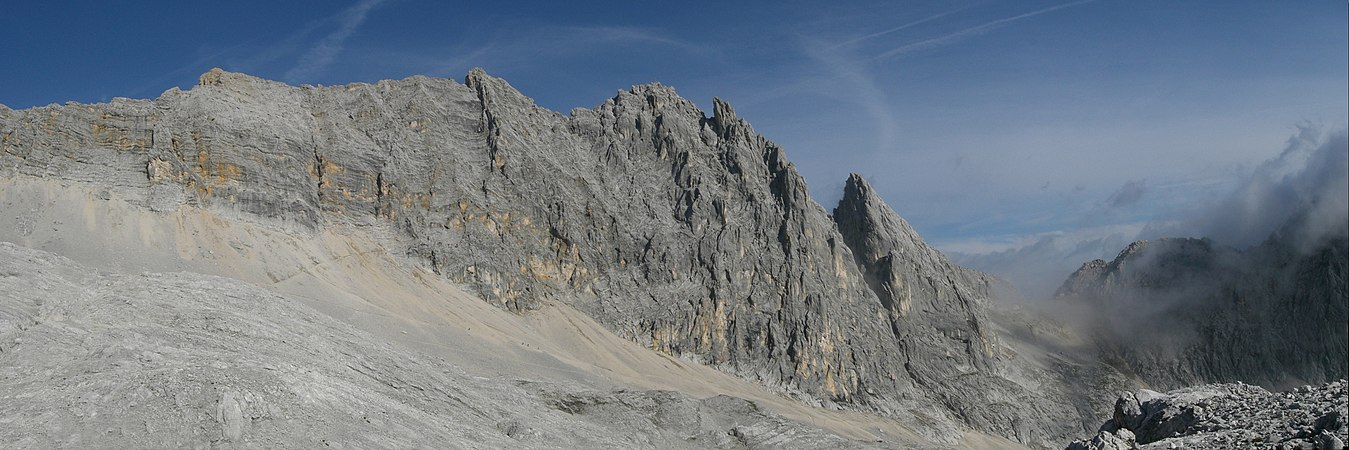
3, 1, 1345, 263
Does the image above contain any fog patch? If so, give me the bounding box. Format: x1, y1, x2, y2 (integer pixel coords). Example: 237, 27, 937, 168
1108, 180, 1147, 208
1146, 125, 1349, 251
961, 125, 1348, 305
951, 224, 1139, 300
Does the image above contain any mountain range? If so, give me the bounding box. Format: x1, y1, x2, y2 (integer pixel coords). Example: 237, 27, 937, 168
1, 69, 1343, 449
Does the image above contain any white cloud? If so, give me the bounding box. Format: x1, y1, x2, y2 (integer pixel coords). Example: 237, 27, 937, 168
799, 41, 897, 157
408, 25, 718, 84
1144, 125, 1349, 250
829, 6, 968, 49
947, 125, 1349, 300
284, 0, 386, 82
946, 222, 1145, 299
874, 0, 1096, 59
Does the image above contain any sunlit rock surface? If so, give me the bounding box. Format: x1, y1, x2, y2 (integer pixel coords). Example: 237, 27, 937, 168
1066, 380, 1348, 450
0, 68, 1083, 447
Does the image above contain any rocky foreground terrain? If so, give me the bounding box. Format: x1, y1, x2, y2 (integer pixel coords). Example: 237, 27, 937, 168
1055, 196, 1348, 448
1, 68, 1345, 448
1067, 380, 1348, 449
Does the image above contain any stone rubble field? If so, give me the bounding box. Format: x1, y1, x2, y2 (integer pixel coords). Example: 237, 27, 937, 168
1068, 380, 1348, 450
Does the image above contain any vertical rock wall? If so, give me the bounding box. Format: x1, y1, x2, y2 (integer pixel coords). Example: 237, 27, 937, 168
0, 68, 1082, 446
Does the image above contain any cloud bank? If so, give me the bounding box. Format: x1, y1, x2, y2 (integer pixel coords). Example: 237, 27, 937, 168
955, 125, 1348, 300
1146, 126, 1348, 251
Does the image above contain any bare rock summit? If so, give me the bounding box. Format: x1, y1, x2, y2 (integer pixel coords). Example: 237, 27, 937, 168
0, 68, 1092, 447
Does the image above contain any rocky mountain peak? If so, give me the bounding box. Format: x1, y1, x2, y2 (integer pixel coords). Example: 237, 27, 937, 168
197, 67, 232, 86
625, 81, 680, 100
465, 67, 518, 97
1055, 259, 1109, 298
712, 96, 737, 129
0, 69, 1090, 448
196, 67, 287, 91
1056, 227, 1346, 390
1056, 238, 1219, 299
834, 173, 942, 269
465, 67, 554, 123
829, 173, 1045, 441
837, 173, 878, 217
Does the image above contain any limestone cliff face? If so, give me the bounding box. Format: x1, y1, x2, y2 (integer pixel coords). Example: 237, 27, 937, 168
834, 173, 998, 370
1056, 228, 1349, 390
0, 69, 1079, 446
831, 174, 1085, 443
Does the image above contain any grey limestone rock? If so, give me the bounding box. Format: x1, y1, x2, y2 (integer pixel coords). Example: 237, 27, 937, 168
0, 241, 897, 449
1064, 429, 1135, 450
1, 68, 1080, 446
833, 173, 1085, 445
1067, 380, 1349, 449
833, 173, 999, 371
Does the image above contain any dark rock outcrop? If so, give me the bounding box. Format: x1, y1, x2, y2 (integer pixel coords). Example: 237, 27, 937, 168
1055, 229, 1348, 390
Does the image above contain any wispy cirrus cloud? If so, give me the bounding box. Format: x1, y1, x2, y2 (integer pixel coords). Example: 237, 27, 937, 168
875, 0, 1096, 59
801, 40, 896, 157
556, 26, 712, 54
284, 0, 387, 82
415, 25, 722, 80
829, 6, 969, 49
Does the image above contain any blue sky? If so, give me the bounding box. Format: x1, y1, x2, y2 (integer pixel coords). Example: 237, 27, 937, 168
3, 1, 1345, 286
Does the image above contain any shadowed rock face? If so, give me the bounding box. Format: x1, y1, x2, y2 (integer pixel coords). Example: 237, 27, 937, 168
0, 68, 1080, 446
1056, 227, 1349, 390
